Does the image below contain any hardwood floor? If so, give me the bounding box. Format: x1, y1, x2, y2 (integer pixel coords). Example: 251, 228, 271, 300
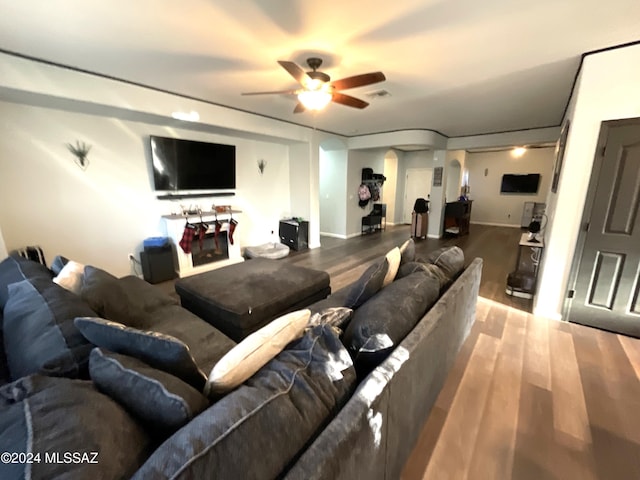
282, 224, 640, 479
283, 223, 532, 312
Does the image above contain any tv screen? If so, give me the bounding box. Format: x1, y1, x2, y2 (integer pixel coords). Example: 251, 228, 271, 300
150, 136, 236, 191
500, 174, 540, 194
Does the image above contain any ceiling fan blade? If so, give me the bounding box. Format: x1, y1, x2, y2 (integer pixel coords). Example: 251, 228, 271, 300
332, 93, 369, 109
277, 60, 310, 86
331, 72, 386, 91
293, 103, 306, 114
241, 89, 297, 96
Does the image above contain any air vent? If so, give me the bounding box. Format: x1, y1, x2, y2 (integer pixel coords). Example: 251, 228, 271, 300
364, 89, 391, 99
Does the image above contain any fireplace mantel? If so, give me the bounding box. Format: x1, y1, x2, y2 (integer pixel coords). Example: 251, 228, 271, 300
162, 211, 244, 277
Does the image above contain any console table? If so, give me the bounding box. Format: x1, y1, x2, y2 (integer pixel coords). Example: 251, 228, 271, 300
506, 233, 544, 299
361, 203, 386, 235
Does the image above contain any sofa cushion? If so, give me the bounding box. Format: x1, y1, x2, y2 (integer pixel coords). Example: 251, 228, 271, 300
0, 319, 9, 387
146, 305, 236, 375
89, 348, 209, 433
74, 317, 207, 391
205, 309, 310, 396
343, 271, 440, 375
382, 247, 401, 287
133, 324, 356, 480
0, 374, 151, 480
423, 246, 465, 280
0, 255, 52, 309
399, 238, 416, 265
53, 259, 85, 295
3, 278, 96, 380
345, 258, 389, 309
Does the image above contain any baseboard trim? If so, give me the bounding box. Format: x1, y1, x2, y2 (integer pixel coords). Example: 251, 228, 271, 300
427, 233, 441, 239
471, 221, 521, 228
320, 232, 347, 239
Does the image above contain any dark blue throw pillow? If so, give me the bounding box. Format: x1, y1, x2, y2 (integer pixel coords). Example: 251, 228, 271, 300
3, 278, 96, 380
0, 255, 52, 310
89, 348, 209, 433
343, 271, 440, 376
133, 324, 356, 480
74, 317, 207, 391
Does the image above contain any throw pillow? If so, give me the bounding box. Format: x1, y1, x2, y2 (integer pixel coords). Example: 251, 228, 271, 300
396, 261, 449, 289
53, 259, 85, 295
345, 258, 389, 309
133, 324, 356, 480
204, 309, 310, 396
308, 307, 353, 330
424, 246, 465, 280
399, 238, 416, 265
0, 374, 151, 480
3, 278, 96, 380
343, 271, 440, 376
0, 255, 52, 309
81, 266, 147, 327
50, 255, 69, 276
89, 348, 209, 433
74, 317, 207, 391
382, 247, 401, 287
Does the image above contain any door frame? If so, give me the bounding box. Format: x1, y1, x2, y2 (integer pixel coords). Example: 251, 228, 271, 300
563, 117, 640, 320
403, 167, 433, 224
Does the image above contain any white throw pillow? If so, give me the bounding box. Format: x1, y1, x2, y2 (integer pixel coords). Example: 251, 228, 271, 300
52, 260, 85, 295
204, 309, 311, 396
382, 247, 401, 287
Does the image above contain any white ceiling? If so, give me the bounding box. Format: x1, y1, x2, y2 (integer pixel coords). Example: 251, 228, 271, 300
0, 0, 639, 138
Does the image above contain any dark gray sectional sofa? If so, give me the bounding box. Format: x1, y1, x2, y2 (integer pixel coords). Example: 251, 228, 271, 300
0, 245, 482, 479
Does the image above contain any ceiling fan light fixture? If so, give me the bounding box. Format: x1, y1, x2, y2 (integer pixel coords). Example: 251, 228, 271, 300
298, 90, 332, 111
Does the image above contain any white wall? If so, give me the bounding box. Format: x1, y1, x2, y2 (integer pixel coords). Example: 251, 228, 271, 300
0, 101, 291, 276
535, 43, 640, 319
466, 147, 555, 227
382, 150, 399, 225
346, 149, 385, 237
0, 224, 7, 259
319, 146, 348, 236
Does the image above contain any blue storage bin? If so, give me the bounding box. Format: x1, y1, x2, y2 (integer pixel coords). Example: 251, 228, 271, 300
143, 237, 169, 248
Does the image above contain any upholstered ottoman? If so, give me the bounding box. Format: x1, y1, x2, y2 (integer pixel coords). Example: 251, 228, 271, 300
175, 258, 330, 342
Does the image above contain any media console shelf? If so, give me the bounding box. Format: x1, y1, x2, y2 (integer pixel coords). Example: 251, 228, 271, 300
157, 192, 236, 200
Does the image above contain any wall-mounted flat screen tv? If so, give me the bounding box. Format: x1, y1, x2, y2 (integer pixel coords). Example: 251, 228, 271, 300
150, 136, 236, 191
500, 173, 540, 194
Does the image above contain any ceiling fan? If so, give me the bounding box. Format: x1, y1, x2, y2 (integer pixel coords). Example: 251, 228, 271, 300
242, 57, 386, 113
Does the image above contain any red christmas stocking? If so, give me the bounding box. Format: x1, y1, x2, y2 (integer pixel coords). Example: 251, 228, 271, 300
228, 218, 238, 245
179, 224, 195, 254
198, 223, 208, 252
214, 220, 221, 250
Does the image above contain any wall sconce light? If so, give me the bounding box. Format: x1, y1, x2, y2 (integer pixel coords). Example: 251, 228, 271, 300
66, 140, 92, 170
257, 159, 267, 175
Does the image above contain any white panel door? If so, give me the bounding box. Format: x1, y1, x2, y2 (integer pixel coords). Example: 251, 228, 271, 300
403, 168, 433, 224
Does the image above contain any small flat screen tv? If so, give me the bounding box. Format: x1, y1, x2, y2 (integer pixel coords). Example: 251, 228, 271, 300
150, 136, 236, 191
500, 173, 540, 194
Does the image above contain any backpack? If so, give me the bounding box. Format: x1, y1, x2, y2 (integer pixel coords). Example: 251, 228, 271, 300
358, 184, 371, 201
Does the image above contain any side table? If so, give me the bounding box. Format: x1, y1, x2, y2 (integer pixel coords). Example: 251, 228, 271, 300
506, 233, 544, 299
